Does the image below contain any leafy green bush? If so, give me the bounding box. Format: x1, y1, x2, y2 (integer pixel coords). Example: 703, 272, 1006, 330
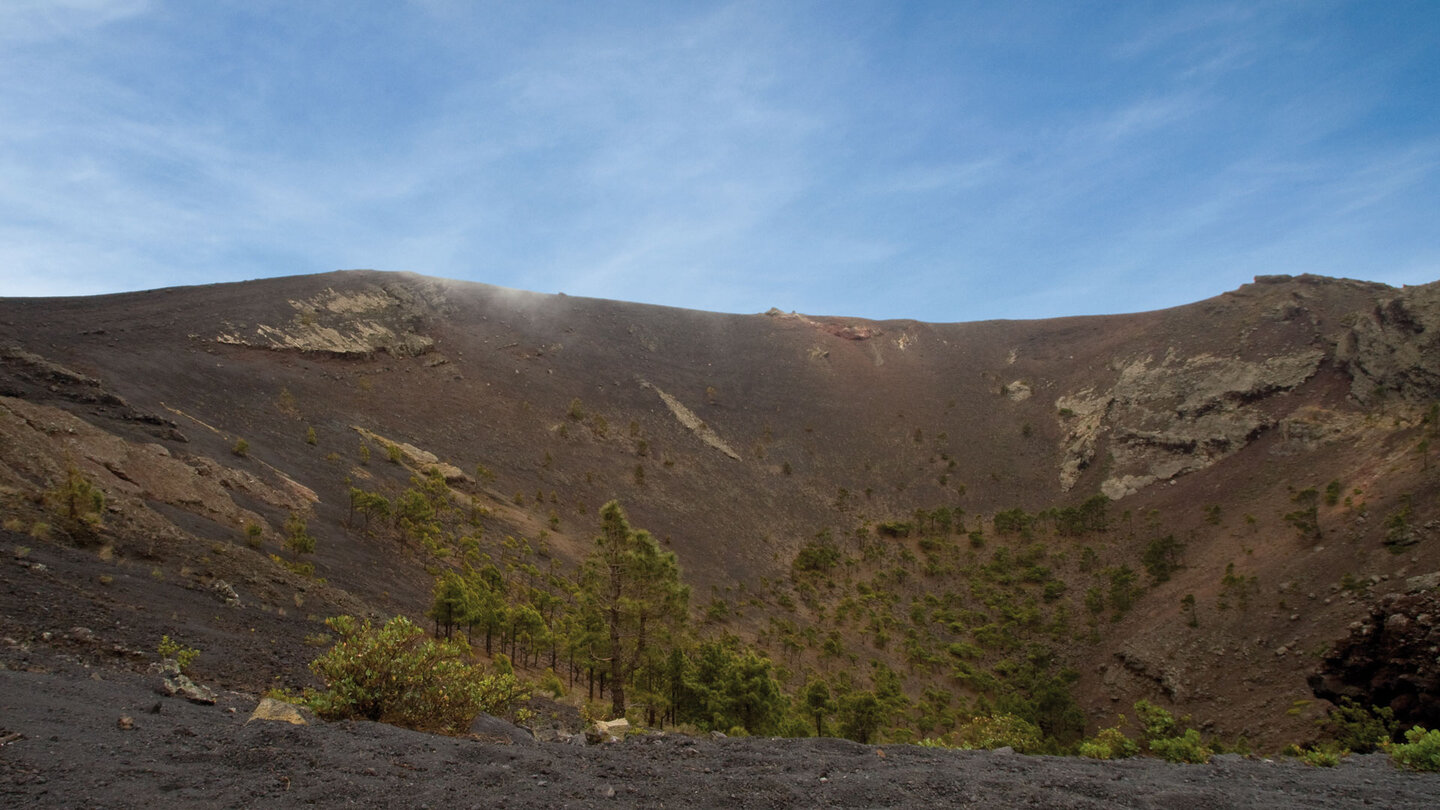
1134, 700, 1211, 763
951, 713, 1042, 753
1149, 728, 1212, 763
1386, 726, 1440, 772
1078, 721, 1139, 759
307, 615, 527, 733
1285, 743, 1343, 767
1134, 699, 1177, 739
1324, 698, 1397, 753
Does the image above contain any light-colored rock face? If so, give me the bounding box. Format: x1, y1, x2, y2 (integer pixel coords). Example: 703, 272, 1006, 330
215, 284, 438, 357
1056, 350, 1324, 497
0, 395, 315, 554
1337, 283, 1440, 404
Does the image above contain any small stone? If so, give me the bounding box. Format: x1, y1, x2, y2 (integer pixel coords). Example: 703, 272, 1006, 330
117, 715, 135, 730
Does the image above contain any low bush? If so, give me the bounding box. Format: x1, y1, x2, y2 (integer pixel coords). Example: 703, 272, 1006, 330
1149, 728, 1212, 763
1134, 699, 1211, 763
1324, 698, 1396, 753
1386, 726, 1440, 772
307, 615, 527, 734
157, 635, 199, 673
951, 713, 1042, 753
1078, 722, 1139, 760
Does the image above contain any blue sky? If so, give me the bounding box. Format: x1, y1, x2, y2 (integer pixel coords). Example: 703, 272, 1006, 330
1, 1, 1436, 322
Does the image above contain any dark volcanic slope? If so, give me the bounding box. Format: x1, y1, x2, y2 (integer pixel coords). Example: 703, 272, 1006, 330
3, 645, 1437, 809
1, 270, 1438, 747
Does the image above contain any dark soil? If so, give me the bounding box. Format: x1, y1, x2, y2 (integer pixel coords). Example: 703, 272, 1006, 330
3, 645, 1437, 809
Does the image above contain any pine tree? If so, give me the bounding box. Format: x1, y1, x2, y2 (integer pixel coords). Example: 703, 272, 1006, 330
583, 501, 690, 718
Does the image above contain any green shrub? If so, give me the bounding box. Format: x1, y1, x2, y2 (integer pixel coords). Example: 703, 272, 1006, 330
46, 465, 105, 530
307, 615, 527, 734
1134, 699, 1177, 739
1386, 726, 1440, 772
951, 713, 1042, 753
1134, 700, 1211, 763
157, 635, 199, 673
1286, 743, 1343, 767
1324, 698, 1397, 753
232, 438, 249, 457
1141, 535, 1185, 585
1149, 728, 1212, 763
1078, 722, 1139, 759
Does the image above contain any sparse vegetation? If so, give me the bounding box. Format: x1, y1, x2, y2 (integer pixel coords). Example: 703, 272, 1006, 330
157, 635, 199, 673
46, 465, 105, 532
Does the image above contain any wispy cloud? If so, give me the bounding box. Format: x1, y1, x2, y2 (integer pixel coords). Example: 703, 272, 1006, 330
0, 1, 1434, 321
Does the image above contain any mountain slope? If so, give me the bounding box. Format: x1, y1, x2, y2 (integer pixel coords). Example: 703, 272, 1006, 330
1, 270, 1436, 747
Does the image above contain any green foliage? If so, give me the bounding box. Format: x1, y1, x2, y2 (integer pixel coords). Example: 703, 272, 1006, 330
305, 426, 318, 445
793, 537, 843, 574
1181, 593, 1198, 628
1078, 720, 1139, 759
992, 508, 1034, 537
1141, 535, 1185, 585
1134, 699, 1177, 739
584, 501, 690, 718
1288, 743, 1343, 767
1134, 700, 1211, 763
1283, 506, 1320, 540
284, 512, 315, 557
567, 398, 586, 420
1324, 698, 1397, 754
307, 615, 527, 733
1323, 480, 1342, 507
803, 680, 834, 737
385, 443, 404, 464
694, 644, 787, 735
244, 521, 264, 549
1217, 563, 1257, 610
876, 521, 912, 538
1149, 728, 1211, 764
157, 635, 199, 673
539, 668, 565, 699
951, 713, 1042, 752
839, 690, 883, 744
46, 465, 105, 531
1105, 565, 1142, 617
1053, 495, 1109, 537
1386, 726, 1440, 772
1383, 495, 1415, 551
232, 438, 249, 457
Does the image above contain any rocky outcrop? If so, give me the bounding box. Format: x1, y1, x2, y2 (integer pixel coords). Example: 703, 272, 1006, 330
639, 380, 740, 460
154, 660, 216, 705
215, 283, 440, 358
1309, 586, 1440, 729
1336, 281, 1440, 404
1056, 350, 1324, 496
351, 427, 469, 482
